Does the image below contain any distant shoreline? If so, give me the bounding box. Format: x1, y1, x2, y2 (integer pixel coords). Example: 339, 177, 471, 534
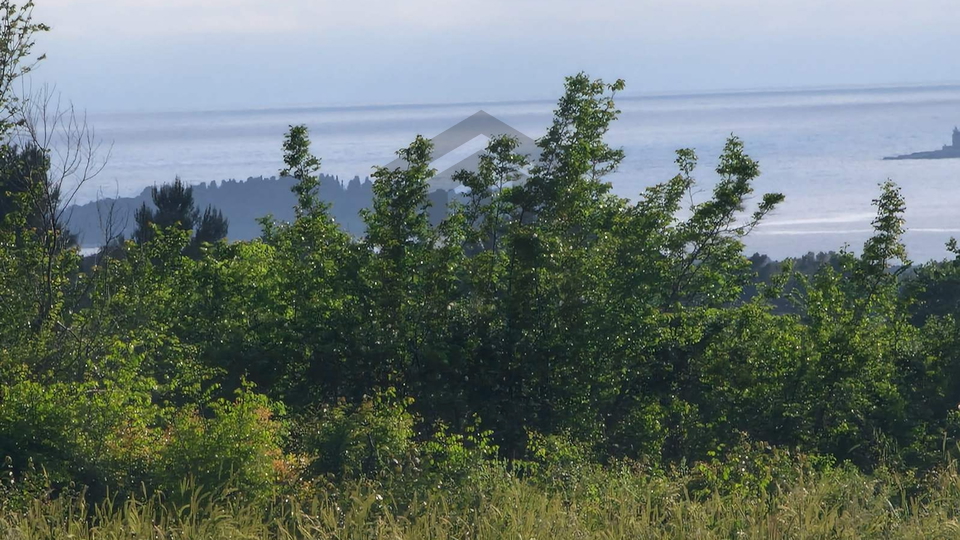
66, 174, 456, 249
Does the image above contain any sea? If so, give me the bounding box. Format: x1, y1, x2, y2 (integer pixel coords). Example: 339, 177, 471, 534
76, 84, 960, 261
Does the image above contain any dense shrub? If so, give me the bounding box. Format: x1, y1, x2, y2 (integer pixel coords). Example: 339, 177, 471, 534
295, 390, 417, 481
0, 379, 159, 492
154, 387, 286, 499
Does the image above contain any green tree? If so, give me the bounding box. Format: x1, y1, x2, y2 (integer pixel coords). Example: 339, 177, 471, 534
134, 178, 198, 244
281, 124, 323, 218
0, 1, 48, 134
134, 177, 228, 256
361, 136, 438, 390
245, 125, 359, 405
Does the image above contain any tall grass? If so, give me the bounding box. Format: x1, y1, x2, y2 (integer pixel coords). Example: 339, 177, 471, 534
6, 463, 960, 539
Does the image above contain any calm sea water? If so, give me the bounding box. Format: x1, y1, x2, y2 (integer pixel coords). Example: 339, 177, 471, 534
79, 85, 960, 260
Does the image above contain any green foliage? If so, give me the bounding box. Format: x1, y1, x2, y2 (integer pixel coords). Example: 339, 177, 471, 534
134, 177, 228, 255
281, 124, 323, 217
0, 380, 285, 502
0, 456, 54, 512
687, 438, 836, 499
194, 205, 229, 246
521, 431, 602, 495
0, 1, 48, 134
0, 377, 161, 492
419, 419, 499, 485
156, 387, 285, 499
296, 390, 418, 481
0, 145, 56, 231
11, 66, 960, 536
293, 389, 497, 490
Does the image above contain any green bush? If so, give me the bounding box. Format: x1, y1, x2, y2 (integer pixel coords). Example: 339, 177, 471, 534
420, 419, 499, 483
0, 379, 160, 493
293, 390, 500, 496
686, 436, 837, 499
154, 387, 285, 499
295, 389, 417, 481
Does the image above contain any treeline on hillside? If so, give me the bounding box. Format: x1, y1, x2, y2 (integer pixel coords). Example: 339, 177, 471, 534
65, 174, 458, 247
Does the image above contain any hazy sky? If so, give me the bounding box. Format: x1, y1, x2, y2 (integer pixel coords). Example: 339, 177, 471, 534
30, 0, 960, 112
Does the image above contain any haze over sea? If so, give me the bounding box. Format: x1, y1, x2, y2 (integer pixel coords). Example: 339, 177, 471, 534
79, 84, 960, 261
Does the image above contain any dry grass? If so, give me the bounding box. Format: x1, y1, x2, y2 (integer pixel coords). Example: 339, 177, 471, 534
5, 464, 960, 539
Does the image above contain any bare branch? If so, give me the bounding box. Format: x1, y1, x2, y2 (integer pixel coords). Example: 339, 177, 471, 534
10, 83, 112, 245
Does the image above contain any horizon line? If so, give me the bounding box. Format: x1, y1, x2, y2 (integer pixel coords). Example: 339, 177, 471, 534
88, 79, 960, 118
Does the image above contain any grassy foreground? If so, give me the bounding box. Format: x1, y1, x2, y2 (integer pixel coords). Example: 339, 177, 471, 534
6, 463, 960, 540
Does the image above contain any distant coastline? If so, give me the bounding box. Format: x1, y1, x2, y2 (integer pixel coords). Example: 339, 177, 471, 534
66, 175, 456, 248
